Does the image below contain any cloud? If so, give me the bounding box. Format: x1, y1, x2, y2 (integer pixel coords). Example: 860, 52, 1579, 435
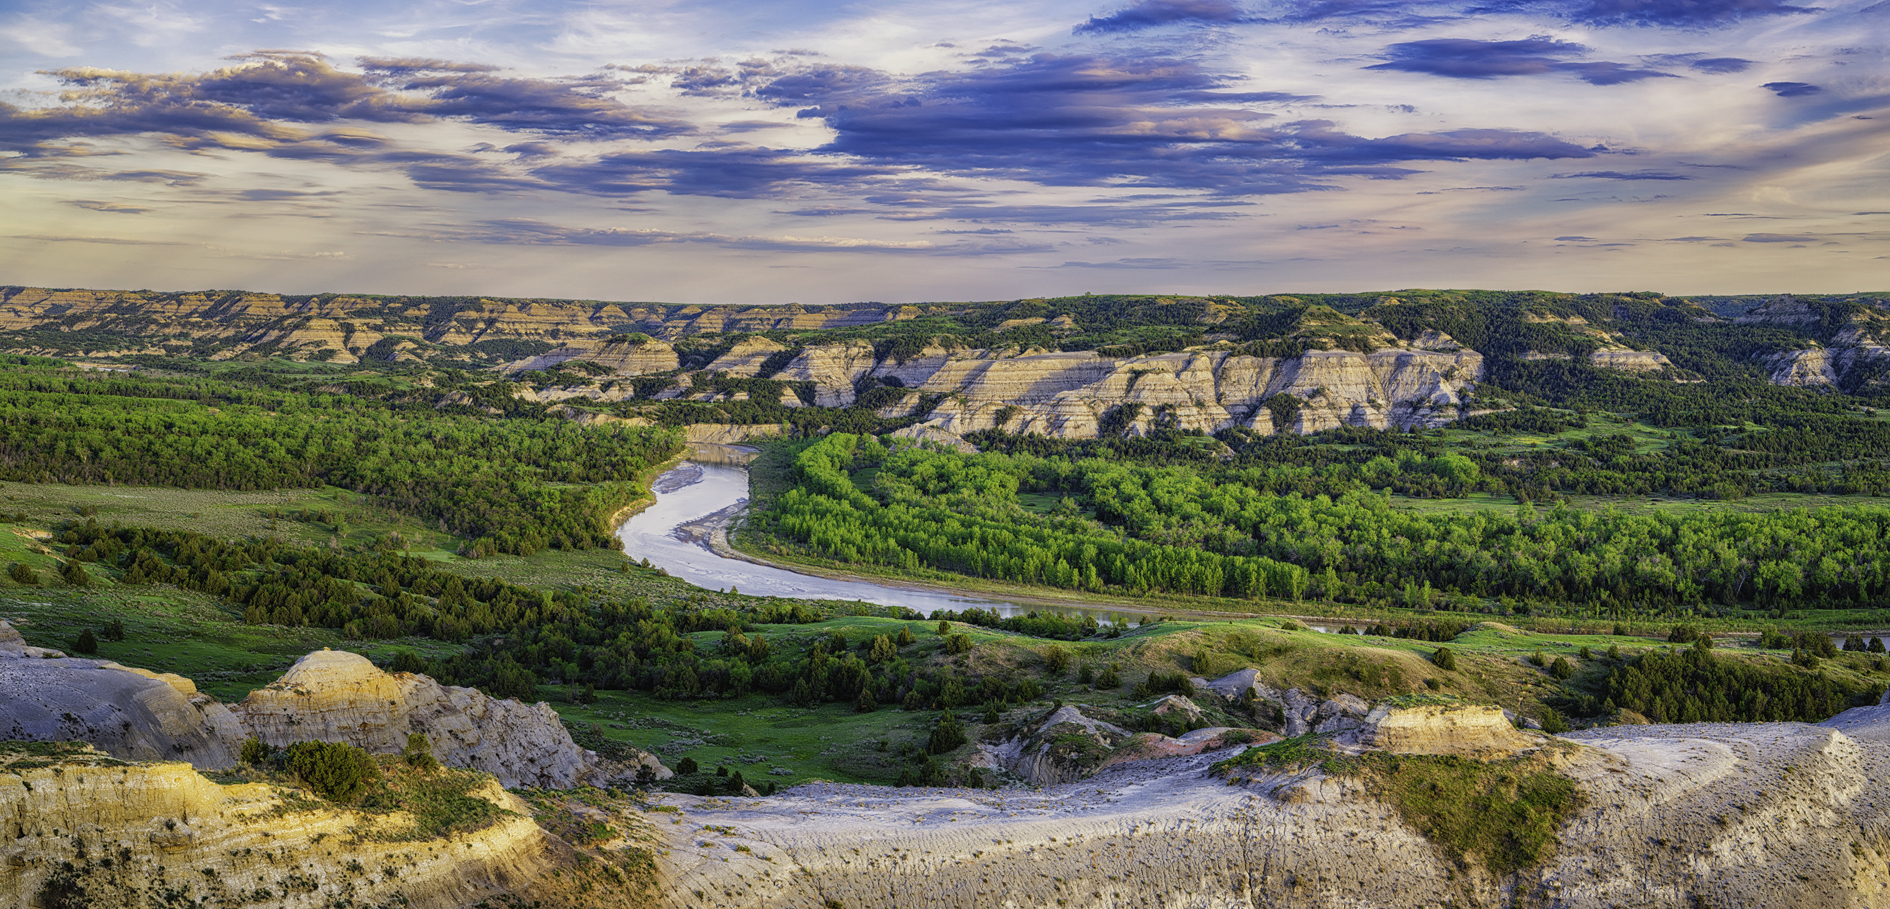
767, 54, 1590, 195
66, 200, 151, 213
1366, 37, 1675, 84
3, 53, 692, 160
1549, 170, 1693, 179
1561, 0, 1816, 27
1074, 0, 1253, 34
1761, 81, 1822, 96
1253, 0, 1813, 27
1690, 57, 1754, 73
530, 147, 899, 199
462, 218, 937, 252
1744, 232, 1815, 241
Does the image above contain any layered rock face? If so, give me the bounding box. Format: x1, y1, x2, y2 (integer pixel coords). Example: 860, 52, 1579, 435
234, 650, 664, 788
776, 340, 878, 407
0, 746, 557, 909
0, 623, 243, 769
0, 287, 900, 363
0, 636, 663, 789
661, 715, 1890, 909
505, 338, 682, 376
894, 342, 1481, 438
1347, 701, 1534, 756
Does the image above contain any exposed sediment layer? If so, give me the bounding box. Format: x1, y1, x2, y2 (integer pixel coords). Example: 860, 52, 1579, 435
653, 713, 1890, 909
0, 748, 556, 909
234, 649, 666, 788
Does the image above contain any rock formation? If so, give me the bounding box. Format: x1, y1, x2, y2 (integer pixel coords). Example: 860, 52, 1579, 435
1343, 698, 1535, 757
234, 649, 666, 788
0, 744, 562, 909
0, 621, 242, 768
1202, 668, 1373, 736
655, 706, 1890, 909
0, 634, 665, 788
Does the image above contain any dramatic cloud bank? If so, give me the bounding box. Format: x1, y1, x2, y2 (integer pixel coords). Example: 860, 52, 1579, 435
0, 0, 1884, 299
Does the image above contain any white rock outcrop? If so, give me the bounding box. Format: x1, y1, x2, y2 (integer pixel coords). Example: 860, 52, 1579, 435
0, 621, 243, 768
234, 649, 666, 788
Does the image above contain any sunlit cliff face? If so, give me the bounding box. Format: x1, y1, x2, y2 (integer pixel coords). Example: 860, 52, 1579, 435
0, 0, 1884, 301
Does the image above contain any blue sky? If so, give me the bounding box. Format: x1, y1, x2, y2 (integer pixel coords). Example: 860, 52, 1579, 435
0, 0, 1884, 302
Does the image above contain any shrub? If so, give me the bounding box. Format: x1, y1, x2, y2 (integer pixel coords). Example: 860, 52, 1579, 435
1432, 647, 1458, 672
1538, 708, 1569, 734
284, 741, 380, 803
945, 634, 973, 655
60, 561, 91, 588
1042, 645, 1070, 675
1549, 656, 1574, 680
403, 733, 439, 772
896, 626, 917, 647
926, 711, 968, 755
676, 756, 699, 775
239, 737, 275, 767
7, 562, 37, 586
1668, 624, 1700, 644
70, 628, 98, 655
1527, 650, 1547, 668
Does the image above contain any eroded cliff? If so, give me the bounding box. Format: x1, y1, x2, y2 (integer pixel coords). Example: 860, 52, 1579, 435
235, 650, 667, 788
647, 711, 1890, 909
0, 743, 560, 909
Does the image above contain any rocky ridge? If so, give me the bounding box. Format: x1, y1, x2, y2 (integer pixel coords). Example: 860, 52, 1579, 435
0, 744, 560, 909
515, 339, 1485, 438
0, 629, 664, 788
652, 704, 1890, 909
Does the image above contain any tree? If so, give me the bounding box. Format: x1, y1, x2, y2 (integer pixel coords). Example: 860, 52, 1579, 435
60, 561, 90, 588
927, 710, 968, 755
71, 628, 98, 655
677, 756, 699, 775
1550, 656, 1574, 680
1432, 647, 1458, 671
1043, 645, 1070, 675
856, 687, 877, 713
896, 626, 917, 647
240, 737, 275, 767
284, 741, 380, 803
7, 562, 36, 586
404, 733, 439, 772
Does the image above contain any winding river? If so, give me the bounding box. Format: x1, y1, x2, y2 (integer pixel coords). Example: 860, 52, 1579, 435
617, 462, 1045, 616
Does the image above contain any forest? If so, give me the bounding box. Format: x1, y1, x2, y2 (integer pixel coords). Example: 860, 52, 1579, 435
0, 362, 679, 555
752, 433, 1890, 621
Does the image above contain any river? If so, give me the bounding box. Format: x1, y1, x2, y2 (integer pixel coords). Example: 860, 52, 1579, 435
617, 462, 1060, 617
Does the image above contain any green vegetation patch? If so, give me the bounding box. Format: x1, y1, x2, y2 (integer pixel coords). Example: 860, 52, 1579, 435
1219, 737, 1583, 877
1358, 751, 1583, 877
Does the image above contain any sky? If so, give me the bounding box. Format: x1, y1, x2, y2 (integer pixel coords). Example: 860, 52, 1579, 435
0, 0, 1885, 303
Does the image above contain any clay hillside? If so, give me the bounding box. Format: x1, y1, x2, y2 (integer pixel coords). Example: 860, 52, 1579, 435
4, 287, 1886, 441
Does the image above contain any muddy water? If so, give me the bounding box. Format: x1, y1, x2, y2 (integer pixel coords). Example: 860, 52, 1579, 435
617, 462, 1061, 617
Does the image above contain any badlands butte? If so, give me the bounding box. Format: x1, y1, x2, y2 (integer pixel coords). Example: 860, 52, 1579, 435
4, 285, 1888, 444
6, 284, 1890, 908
